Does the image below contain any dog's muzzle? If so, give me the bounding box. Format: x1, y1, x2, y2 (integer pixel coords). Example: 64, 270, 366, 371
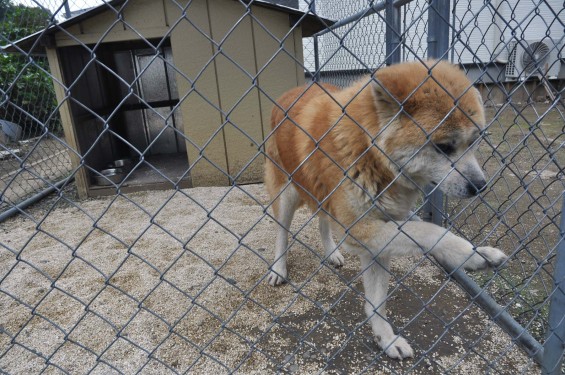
466, 178, 487, 196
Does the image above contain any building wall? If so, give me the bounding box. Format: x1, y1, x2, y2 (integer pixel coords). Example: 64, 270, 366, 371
452, 0, 563, 64
166, 0, 305, 186
302, 0, 563, 72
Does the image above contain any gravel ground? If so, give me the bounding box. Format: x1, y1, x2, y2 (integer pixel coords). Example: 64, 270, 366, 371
0, 183, 540, 374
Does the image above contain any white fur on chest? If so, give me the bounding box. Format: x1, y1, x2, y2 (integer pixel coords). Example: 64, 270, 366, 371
346, 180, 418, 222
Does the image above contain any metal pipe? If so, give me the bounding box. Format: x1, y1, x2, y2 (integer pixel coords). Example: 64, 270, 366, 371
313, 0, 387, 37
423, 0, 449, 226
423, 185, 444, 226
393, 0, 414, 7
63, 0, 71, 19
385, 0, 401, 66
312, 0, 320, 81
312, 0, 417, 38
542, 192, 565, 374
427, 0, 451, 60
447, 266, 544, 364
0, 178, 72, 222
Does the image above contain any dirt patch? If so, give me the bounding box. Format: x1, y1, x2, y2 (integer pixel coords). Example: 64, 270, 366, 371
0, 182, 541, 374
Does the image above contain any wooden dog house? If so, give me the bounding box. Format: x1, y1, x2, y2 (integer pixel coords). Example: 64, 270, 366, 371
9, 0, 328, 198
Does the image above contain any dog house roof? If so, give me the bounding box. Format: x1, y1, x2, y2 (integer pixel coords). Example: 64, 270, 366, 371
3, 0, 333, 53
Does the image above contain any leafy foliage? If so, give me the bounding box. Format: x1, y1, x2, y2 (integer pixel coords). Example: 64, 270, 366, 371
0, 0, 60, 138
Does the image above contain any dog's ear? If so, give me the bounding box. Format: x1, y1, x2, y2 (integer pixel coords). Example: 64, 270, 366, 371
469, 86, 486, 122
371, 76, 401, 120
472, 87, 483, 105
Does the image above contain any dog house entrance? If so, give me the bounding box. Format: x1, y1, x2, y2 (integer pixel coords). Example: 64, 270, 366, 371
60, 41, 191, 195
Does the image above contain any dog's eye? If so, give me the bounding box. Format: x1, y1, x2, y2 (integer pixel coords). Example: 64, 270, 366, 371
434, 143, 455, 155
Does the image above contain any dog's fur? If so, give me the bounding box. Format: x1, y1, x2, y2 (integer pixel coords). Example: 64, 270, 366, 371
264, 60, 508, 360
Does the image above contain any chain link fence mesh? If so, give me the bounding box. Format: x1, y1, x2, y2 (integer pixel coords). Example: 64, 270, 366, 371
0, 0, 73, 212
1, 0, 564, 373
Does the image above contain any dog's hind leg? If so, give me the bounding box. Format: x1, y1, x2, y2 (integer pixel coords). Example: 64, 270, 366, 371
319, 214, 344, 267
359, 253, 414, 360
268, 185, 301, 286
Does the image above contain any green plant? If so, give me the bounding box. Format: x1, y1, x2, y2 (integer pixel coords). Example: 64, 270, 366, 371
0, 0, 61, 138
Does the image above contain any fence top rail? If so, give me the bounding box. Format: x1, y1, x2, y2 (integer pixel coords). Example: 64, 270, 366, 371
312, 0, 417, 37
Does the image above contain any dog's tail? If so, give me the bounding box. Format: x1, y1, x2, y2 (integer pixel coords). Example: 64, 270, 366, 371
264, 86, 308, 200
264, 98, 287, 195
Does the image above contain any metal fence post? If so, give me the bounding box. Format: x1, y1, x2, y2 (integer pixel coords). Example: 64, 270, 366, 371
385, 0, 401, 65
542, 193, 565, 374
63, 0, 71, 18
423, 0, 450, 226
311, 0, 320, 82
313, 36, 320, 81
427, 0, 450, 60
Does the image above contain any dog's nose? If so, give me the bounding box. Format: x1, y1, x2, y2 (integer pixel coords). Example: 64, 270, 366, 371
467, 178, 487, 196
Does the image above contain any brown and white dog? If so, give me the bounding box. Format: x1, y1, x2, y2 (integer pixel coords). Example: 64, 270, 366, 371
264, 60, 507, 360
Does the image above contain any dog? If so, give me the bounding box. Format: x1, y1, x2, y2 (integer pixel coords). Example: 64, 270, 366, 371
263, 60, 508, 360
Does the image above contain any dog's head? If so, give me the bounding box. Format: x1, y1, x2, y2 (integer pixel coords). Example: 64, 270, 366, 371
371, 60, 486, 198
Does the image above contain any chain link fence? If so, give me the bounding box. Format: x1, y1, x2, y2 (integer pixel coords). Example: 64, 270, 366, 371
1, 0, 564, 373
0, 0, 74, 214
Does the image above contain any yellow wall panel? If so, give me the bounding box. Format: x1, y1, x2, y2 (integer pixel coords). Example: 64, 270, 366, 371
251, 7, 303, 148
56, 0, 168, 47
293, 28, 306, 86
208, 0, 264, 184
167, 0, 229, 186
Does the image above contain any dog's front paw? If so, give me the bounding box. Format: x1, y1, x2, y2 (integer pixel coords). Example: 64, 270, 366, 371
328, 250, 345, 268
267, 263, 288, 286
464, 246, 507, 271
377, 334, 414, 360
477, 246, 507, 268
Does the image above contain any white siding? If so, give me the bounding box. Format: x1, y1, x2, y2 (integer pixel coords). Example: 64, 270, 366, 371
299, 0, 316, 71
402, 0, 428, 61
303, 0, 564, 69
302, 0, 429, 71
300, 0, 385, 72
453, 0, 564, 64
315, 13, 387, 71
452, 1, 499, 63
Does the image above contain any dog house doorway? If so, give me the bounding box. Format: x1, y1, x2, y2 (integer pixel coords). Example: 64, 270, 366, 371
60, 40, 191, 196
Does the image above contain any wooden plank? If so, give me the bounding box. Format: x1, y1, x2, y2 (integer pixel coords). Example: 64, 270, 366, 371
121, 0, 167, 33
207, 0, 265, 184
166, 0, 229, 186
55, 0, 168, 47
88, 179, 192, 197
293, 27, 306, 86
45, 47, 89, 199
55, 28, 169, 47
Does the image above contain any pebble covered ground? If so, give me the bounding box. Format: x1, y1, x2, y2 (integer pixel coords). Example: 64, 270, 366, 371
0, 184, 538, 374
